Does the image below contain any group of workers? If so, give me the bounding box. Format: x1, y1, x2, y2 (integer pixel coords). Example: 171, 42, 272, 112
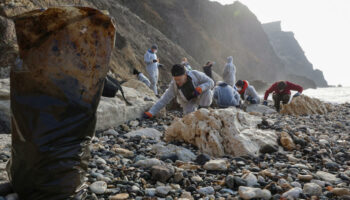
135, 44, 303, 118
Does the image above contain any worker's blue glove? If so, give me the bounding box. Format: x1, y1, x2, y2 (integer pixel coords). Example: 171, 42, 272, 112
263, 100, 268, 106
293, 92, 301, 98
250, 99, 257, 104
246, 96, 253, 101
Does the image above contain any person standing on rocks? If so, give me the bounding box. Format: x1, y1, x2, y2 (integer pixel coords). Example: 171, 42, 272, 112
144, 44, 160, 96
144, 64, 214, 118
263, 81, 303, 112
223, 56, 236, 87
213, 81, 240, 108
133, 68, 151, 87
236, 80, 260, 104
181, 57, 192, 71
202, 61, 215, 83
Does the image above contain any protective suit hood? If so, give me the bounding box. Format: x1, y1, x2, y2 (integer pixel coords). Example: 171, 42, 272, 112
227, 56, 233, 64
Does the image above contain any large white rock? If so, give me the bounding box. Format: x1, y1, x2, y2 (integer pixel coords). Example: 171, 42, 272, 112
165, 108, 277, 157
0, 78, 157, 132
96, 80, 156, 130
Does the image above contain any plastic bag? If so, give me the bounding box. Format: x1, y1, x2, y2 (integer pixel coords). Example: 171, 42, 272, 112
7, 7, 115, 199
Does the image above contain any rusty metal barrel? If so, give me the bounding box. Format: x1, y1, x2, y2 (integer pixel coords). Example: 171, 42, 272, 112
7, 7, 115, 199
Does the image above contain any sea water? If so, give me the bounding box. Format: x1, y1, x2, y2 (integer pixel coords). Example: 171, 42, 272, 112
303, 87, 350, 104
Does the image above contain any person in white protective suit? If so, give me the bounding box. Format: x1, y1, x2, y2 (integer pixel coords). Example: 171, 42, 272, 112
144, 44, 160, 96
222, 56, 236, 87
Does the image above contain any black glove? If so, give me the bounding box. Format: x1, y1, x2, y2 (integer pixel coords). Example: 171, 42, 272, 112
153, 59, 158, 63
133, 68, 140, 75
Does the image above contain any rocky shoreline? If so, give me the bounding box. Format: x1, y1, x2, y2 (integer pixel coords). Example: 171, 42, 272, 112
2, 101, 349, 200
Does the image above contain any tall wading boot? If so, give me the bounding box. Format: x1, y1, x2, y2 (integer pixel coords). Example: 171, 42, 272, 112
272, 93, 281, 112
8, 7, 116, 200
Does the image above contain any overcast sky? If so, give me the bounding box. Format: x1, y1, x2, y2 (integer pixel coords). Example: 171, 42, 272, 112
211, 0, 350, 86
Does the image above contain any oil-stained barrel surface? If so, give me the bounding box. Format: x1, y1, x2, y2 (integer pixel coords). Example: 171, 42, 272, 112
7, 7, 115, 200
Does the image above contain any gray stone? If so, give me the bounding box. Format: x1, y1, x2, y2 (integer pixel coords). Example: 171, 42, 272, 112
311, 179, 326, 187
242, 173, 258, 187
203, 159, 228, 171
282, 187, 302, 199
96, 157, 107, 165
316, 171, 341, 183
174, 172, 184, 183
126, 128, 162, 141
104, 129, 119, 137
303, 183, 322, 196
156, 186, 172, 196
220, 188, 235, 195
191, 175, 203, 183
238, 186, 271, 200
89, 181, 107, 194
145, 188, 156, 197
225, 175, 235, 189
245, 104, 276, 114
198, 186, 215, 195
151, 143, 196, 162
151, 165, 175, 183
134, 158, 163, 168
291, 181, 302, 188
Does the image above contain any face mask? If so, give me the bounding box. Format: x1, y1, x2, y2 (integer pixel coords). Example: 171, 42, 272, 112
154, 50, 157, 54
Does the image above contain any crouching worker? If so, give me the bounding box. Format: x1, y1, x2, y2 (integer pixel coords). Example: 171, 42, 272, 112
235, 80, 260, 104
144, 64, 214, 118
213, 81, 240, 108
133, 68, 151, 87
263, 81, 303, 112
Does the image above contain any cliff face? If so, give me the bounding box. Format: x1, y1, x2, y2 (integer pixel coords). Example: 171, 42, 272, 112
262, 21, 328, 87
0, 0, 203, 84
117, 0, 287, 82
0, 0, 328, 88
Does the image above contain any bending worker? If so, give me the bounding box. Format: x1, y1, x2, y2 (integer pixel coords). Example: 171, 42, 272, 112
213, 81, 240, 108
235, 80, 260, 104
263, 81, 303, 112
144, 64, 214, 118
133, 68, 151, 87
